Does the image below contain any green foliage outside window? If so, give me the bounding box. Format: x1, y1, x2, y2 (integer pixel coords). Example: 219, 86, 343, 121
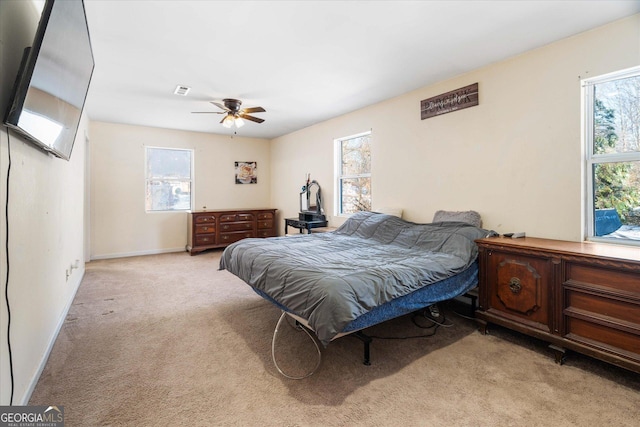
593, 83, 640, 225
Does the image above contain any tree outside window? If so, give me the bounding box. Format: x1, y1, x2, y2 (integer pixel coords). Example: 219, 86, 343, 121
336, 132, 371, 215
586, 68, 640, 242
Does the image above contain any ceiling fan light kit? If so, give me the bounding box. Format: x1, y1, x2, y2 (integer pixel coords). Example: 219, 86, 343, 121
222, 114, 244, 128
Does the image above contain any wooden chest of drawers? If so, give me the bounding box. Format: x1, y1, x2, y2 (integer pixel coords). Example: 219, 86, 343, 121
187, 209, 277, 255
476, 236, 640, 373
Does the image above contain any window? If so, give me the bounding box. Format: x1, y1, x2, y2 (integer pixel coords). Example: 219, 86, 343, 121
145, 147, 193, 212
335, 132, 371, 215
584, 67, 640, 244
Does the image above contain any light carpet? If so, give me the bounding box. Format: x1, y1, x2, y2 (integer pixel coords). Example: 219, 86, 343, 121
29, 251, 640, 426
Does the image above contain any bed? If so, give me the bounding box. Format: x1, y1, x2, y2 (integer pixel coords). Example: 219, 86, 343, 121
220, 211, 493, 373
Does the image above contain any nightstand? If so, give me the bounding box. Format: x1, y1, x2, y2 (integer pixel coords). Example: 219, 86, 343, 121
284, 218, 329, 234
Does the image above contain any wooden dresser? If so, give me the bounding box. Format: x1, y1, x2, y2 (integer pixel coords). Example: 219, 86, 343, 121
187, 208, 277, 255
475, 236, 640, 373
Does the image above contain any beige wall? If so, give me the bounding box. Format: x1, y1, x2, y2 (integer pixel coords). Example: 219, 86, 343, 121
1, 0, 89, 405
270, 15, 640, 240
89, 122, 271, 259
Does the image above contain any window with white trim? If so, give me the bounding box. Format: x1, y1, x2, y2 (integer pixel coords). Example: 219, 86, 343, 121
335, 132, 371, 215
145, 147, 193, 212
584, 67, 640, 244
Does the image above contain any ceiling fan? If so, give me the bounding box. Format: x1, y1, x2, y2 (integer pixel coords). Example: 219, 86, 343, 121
192, 98, 265, 128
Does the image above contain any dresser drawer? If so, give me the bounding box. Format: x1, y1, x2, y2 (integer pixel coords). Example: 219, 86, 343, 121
257, 212, 274, 220
257, 219, 274, 229
195, 234, 216, 246
195, 224, 215, 234
219, 222, 253, 232
194, 215, 216, 224
220, 213, 255, 222
219, 231, 254, 244
566, 263, 639, 294
565, 317, 640, 358
565, 291, 640, 326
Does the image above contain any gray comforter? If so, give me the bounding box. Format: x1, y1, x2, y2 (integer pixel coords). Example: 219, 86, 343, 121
219, 211, 490, 345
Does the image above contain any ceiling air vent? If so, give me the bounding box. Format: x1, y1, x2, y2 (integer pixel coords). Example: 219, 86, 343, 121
174, 85, 191, 96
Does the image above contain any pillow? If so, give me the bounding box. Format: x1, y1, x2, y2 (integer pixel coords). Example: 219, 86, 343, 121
374, 207, 403, 218
433, 210, 482, 228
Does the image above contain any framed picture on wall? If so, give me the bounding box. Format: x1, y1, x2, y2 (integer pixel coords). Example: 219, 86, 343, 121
235, 161, 257, 184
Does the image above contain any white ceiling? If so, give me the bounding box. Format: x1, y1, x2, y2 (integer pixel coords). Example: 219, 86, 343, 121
83, 0, 640, 140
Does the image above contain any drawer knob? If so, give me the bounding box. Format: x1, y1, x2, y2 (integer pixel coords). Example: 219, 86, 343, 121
509, 277, 522, 294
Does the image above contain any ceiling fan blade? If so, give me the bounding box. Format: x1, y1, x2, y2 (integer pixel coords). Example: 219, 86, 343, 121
242, 106, 265, 114
239, 113, 265, 123
210, 101, 230, 111
191, 111, 224, 114
220, 116, 227, 124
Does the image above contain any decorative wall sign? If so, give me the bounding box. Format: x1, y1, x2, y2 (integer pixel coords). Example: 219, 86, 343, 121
420, 83, 479, 120
235, 161, 257, 184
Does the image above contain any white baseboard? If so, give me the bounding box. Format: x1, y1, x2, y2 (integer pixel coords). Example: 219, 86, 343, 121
90, 247, 187, 260
18, 267, 85, 405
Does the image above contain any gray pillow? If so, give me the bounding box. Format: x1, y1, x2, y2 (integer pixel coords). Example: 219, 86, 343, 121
433, 210, 482, 228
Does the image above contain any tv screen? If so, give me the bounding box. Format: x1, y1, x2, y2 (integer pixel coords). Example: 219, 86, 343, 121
4, 0, 94, 161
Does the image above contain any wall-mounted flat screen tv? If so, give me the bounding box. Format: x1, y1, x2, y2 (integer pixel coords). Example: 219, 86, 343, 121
4, 0, 94, 161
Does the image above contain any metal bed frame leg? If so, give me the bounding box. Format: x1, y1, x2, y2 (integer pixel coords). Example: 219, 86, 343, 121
353, 332, 372, 365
